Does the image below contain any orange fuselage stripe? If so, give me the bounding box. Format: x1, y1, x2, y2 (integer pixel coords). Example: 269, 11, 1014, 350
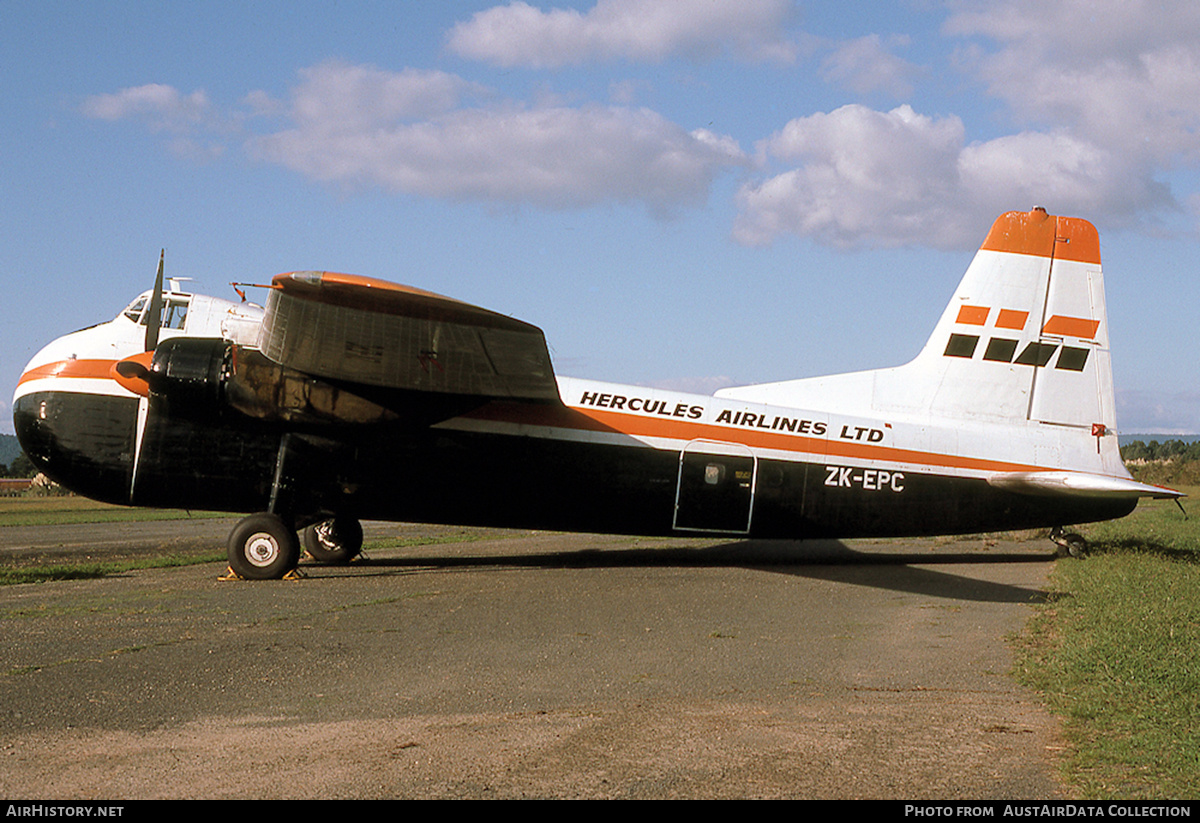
574, 408, 1039, 474
462, 403, 1040, 475
22, 359, 1041, 476
17, 359, 119, 385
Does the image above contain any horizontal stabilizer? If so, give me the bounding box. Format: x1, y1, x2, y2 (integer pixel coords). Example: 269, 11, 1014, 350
988, 472, 1184, 500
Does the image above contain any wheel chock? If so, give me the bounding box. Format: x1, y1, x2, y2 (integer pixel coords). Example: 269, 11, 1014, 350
217, 565, 305, 581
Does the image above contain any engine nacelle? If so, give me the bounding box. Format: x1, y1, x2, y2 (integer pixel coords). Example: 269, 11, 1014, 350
117, 337, 401, 426
147, 337, 233, 418
224, 347, 399, 426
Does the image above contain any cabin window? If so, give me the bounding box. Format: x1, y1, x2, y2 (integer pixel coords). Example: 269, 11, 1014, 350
704, 463, 725, 485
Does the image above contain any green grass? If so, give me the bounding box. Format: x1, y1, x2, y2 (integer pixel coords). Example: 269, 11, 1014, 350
0, 495, 231, 527
0, 495, 519, 584
1012, 486, 1200, 799
0, 552, 228, 586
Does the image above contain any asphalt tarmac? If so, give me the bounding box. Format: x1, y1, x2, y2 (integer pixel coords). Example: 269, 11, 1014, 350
0, 519, 1068, 799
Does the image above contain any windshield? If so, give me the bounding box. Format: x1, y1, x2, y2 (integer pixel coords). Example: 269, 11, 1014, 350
121, 293, 191, 330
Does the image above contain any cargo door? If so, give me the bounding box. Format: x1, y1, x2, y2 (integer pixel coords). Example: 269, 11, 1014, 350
673, 440, 757, 534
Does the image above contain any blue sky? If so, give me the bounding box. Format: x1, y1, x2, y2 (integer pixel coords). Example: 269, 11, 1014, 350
3, 0, 1198, 435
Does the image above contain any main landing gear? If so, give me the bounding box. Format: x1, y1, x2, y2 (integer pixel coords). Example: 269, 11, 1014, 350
1050, 526, 1088, 558
226, 512, 300, 580
224, 513, 364, 580
303, 516, 364, 565
223, 433, 365, 580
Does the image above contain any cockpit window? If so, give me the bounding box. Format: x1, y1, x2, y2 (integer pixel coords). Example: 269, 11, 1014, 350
161, 299, 189, 330
122, 295, 190, 330
123, 297, 147, 323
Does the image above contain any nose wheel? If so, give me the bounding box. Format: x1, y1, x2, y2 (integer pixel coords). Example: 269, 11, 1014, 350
226, 512, 301, 580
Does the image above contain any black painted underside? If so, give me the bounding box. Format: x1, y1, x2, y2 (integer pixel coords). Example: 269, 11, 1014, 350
14, 390, 1136, 539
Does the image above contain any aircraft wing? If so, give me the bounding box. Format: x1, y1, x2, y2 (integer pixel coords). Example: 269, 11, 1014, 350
988, 471, 1184, 500
259, 272, 561, 404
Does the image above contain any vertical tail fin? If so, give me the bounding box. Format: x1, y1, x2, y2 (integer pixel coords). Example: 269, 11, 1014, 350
910, 207, 1113, 428
717, 208, 1116, 432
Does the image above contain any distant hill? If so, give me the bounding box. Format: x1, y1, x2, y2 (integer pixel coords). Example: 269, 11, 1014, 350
0, 433, 22, 468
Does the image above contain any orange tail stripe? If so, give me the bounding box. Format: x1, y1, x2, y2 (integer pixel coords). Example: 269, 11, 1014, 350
1041, 315, 1101, 339
955, 305, 990, 325
980, 210, 1101, 265
995, 309, 1029, 331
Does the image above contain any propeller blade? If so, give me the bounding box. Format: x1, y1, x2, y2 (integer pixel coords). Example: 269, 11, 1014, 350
145, 250, 165, 351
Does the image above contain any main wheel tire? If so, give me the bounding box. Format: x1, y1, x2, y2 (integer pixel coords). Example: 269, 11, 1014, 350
228, 513, 301, 580
303, 517, 364, 565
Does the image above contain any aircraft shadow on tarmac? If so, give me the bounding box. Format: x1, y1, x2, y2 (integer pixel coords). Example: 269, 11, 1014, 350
326, 539, 1056, 605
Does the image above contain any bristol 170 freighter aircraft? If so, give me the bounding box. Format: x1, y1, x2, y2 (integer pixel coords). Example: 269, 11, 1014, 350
13, 208, 1183, 578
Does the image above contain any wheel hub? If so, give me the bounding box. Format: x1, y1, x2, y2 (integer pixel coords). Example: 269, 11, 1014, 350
245, 532, 280, 567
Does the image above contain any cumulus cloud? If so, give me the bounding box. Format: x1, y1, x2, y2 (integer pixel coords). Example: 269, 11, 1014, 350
247, 61, 747, 216
446, 0, 800, 67
732, 103, 1172, 249
820, 34, 920, 98
733, 1, 1200, 248
254, 104, 743, 215
80, 2, 1200, 250
80, 60, 747, 217
82, 83, 216, 132
286, 61, 487, 127
958, 131, 1169, 220
945, 0, 1200, 163
734, 105, 969, 248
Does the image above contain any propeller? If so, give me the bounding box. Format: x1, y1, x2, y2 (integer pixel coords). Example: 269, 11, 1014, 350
145, 249, 165, 352
112, 250, 167, 396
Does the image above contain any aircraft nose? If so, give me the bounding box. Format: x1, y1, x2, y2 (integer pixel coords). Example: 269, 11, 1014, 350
12, 387, 139, 505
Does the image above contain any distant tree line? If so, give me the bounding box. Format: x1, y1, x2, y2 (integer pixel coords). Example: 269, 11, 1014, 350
1121, 439, 1200, 463
1, 453, 37, 478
